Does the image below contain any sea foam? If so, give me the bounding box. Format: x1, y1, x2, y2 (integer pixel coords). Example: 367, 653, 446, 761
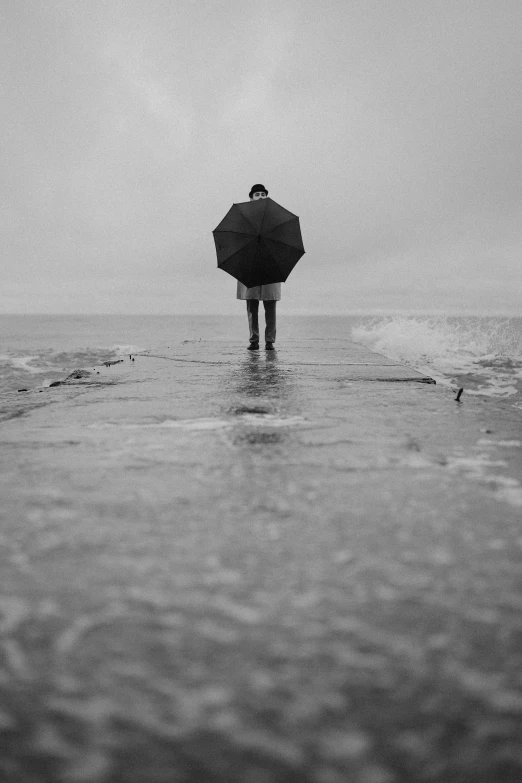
351, 316, 522, 398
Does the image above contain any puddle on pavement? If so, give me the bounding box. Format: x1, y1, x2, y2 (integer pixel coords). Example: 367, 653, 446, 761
88, 414, 307, 431
232, 430, 287, 445
230, 404, 273, 415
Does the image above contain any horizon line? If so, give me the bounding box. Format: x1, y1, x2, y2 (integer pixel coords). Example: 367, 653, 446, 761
1, 310, 520, 318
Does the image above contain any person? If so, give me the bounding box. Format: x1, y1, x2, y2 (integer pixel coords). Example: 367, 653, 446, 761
237, 184, 280, 350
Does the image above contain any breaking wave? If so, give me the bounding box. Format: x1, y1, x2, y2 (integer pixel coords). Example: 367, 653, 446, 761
351, 316, 522, 399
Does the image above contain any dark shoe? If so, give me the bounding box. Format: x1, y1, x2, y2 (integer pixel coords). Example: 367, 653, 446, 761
265, 342, 275, 350
247, 342, 259, 350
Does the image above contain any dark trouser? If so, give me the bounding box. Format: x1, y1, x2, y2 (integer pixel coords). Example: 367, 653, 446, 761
246, 300, 276, 344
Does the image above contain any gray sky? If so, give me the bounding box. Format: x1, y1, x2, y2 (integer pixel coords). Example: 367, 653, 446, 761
2, 0, 521, 315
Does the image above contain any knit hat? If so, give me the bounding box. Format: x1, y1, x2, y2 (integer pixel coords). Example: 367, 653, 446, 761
249, 183, 268, 198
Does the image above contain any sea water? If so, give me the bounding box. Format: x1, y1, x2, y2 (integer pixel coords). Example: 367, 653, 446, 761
1, 314, 521, 408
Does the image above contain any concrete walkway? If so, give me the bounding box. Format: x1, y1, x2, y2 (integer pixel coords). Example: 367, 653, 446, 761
0, 340, 520, 783
57, 339, 436, 383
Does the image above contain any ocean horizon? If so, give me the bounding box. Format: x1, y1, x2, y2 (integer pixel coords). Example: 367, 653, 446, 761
1, 312, 520, 400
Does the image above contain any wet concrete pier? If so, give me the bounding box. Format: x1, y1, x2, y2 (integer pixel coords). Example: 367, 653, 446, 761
0, 340, 520, 782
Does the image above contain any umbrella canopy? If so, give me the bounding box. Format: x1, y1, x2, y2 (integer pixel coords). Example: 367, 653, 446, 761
212, 198, 305, 289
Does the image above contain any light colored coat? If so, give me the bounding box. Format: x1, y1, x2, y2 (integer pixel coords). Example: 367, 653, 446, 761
236, 282, 281, 300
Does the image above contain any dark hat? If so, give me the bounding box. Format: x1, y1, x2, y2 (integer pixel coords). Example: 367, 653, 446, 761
249, 183, 268, 198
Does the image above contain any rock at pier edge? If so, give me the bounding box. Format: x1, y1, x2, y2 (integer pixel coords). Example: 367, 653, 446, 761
1, 339, 521, 783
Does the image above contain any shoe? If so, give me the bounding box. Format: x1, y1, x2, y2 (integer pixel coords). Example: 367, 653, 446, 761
247, 342, 259, 350
265, 342, 275, 350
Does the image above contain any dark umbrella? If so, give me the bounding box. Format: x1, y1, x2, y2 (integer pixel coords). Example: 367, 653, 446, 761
212, 197, 305, 289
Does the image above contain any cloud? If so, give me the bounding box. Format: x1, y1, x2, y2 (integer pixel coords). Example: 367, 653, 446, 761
1, 0, 521, 314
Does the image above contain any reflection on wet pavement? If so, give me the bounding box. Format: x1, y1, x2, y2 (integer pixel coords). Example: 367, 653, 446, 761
226, 352, 295, 401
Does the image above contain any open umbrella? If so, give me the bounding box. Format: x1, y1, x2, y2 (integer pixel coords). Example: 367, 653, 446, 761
212, 197, 305, 289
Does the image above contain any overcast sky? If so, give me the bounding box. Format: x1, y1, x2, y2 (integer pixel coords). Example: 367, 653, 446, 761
2, 0, 521, 315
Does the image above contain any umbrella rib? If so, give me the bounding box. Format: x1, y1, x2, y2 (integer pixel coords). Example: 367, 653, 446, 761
217, 238, 256, 268
263, 236, 305, 253
233, 205, 259, 234
271, 213, 299, 223
265, 216, 300, 232
213, 233, 256, 264
258, 199, 270, 236
258, 237, 285, 279
259, 200, 297, 234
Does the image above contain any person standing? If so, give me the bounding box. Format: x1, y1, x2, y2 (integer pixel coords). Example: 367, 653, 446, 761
237, 184, 280, 350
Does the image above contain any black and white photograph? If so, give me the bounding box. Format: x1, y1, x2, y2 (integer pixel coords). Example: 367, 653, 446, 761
1, 2, 521, 781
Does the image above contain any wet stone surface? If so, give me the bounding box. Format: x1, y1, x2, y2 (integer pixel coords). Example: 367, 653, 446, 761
0, 341, 521, 782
